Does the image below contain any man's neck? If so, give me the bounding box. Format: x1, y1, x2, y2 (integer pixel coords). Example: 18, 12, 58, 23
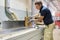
40, 6, 43, 12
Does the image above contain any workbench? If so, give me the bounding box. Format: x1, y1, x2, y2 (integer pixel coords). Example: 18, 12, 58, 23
0, 27, 43, 40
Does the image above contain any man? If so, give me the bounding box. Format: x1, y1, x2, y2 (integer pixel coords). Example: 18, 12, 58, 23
35, 1, 55, 40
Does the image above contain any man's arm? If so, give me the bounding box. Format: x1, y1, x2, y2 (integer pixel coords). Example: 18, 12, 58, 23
38, 16, 44, 22
34, 10, 46, 22
38, 10, 46, 22
33, 13, 40, 19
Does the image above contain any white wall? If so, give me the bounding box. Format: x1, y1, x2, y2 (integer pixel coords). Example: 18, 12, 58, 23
0, 0, 8, 22
26, 0, 32, 12
0, 0, 32, 21
10, 0, 26, 11
9, 0, 32, 20
26, 0, 32, 16
9, 0, 27, 20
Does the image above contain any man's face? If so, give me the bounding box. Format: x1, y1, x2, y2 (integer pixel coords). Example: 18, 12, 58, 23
35, 4, 41, 10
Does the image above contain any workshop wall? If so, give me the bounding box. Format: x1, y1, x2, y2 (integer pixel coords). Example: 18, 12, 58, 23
9, 0, 27, 20
9, 0, 32, 20
0, 0, 8, 22
0, 0, 32, 21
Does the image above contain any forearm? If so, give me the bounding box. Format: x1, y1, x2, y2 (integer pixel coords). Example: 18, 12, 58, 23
35, 16, 44, 22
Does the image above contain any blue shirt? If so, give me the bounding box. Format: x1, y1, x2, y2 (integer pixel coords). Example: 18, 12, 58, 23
39, 6, 53, 25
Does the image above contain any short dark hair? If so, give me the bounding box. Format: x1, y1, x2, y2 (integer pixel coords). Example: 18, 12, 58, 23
35, 1, 42, 6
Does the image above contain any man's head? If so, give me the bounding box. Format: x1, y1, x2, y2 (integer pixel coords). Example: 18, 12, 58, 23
35, 1, 42, 10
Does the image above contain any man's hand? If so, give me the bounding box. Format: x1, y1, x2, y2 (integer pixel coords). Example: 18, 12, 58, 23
33, 13, 40, 19
35, 16, 44, 22
33, 13, 44, 22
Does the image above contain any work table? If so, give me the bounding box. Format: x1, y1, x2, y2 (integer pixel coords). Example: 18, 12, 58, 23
0, 27, 42, 40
